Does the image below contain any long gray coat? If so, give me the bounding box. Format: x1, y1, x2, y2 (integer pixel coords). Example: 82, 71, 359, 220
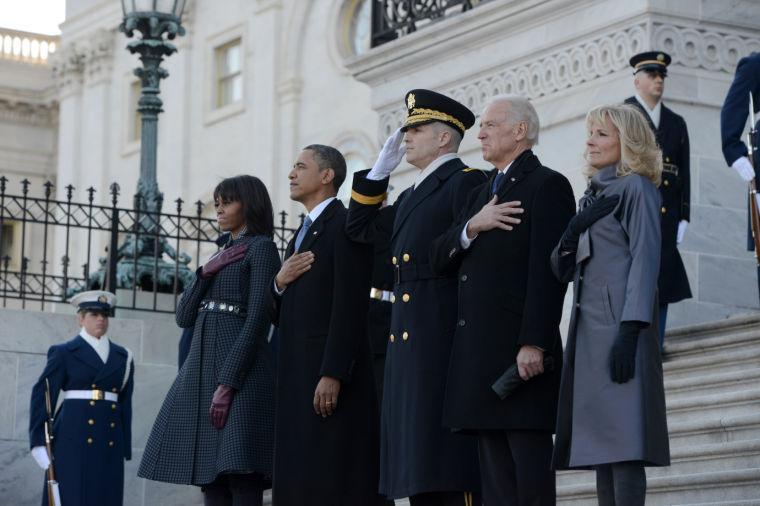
138, 233, 279, 486
552, 166, 670, 469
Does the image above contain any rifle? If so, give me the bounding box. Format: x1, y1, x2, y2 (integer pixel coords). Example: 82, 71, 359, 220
44, 379, 62, 506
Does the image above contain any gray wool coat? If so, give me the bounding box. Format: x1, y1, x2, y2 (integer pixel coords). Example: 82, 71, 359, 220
138, 233, 279, 486
551, 166, 670, 469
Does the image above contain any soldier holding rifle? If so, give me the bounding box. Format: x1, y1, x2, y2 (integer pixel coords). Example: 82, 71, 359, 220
721, 52, 760, 303
29, 290, 134, 506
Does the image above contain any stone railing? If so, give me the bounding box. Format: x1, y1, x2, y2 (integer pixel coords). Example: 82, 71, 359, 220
0, 27, 58, 64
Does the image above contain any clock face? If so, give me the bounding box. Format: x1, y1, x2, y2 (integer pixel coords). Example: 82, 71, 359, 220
350, 0, 371, 56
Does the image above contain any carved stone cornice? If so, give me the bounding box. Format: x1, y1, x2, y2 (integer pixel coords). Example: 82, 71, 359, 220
82, 29, 115, 85
376, 19, 760, 140
50, 43, 86, 98
0, 98, 57, 126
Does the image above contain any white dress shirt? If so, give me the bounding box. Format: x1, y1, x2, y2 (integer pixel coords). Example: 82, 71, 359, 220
459, 161, 515, 249
80, 327, 110, 364
274, 196, 337, 294
413, 153, 459, 189
634, 94, 662, 129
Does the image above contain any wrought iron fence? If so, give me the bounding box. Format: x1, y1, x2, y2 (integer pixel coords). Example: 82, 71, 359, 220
371, 0, 490, 47
0, 177, 300, 314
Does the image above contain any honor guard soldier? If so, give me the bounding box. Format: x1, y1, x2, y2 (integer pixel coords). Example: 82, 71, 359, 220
721, 52, 760, 301
347, 90, 485, 505
29, 290, 134, 506
625, 51, 692, 346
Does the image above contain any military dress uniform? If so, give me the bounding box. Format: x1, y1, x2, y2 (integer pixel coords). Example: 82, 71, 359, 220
29, 291, 134, 506
347, 90, 485, 503
625, 51, 692, 338
721, 52, 760, 252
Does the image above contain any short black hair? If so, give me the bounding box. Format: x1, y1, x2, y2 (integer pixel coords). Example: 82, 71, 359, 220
213, 175, 275, 238
303, 144, 346, 192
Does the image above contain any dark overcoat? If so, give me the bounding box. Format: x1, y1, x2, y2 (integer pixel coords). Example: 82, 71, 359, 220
625, 96, 692, 304
720, 52, 760, 250
266, 199, 383, 506
346, 159, 485, 499
138, 233, 279, 486
30, 336, 134, 506
551, 167, 670, 469
368, 234, 394, 404
429, 150, 575, 431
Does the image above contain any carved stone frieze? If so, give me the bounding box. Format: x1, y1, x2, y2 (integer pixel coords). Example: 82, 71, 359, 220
377, 21, 760, 140
0, 98, 57, 126
82, 29, 115, 84
50, 43, 86, 97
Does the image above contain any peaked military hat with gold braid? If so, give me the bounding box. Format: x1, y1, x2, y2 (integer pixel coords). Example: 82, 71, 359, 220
401, 89, 475, 137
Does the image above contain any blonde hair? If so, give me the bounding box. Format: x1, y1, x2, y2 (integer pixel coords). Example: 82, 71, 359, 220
583, 104, 662, 186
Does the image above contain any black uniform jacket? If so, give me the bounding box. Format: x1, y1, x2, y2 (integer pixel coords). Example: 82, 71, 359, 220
625, 96, 692, 304
346, 158, 485, 499
430, 150, 575, 431
720, 53, 760, 250
267, 199, 382, 506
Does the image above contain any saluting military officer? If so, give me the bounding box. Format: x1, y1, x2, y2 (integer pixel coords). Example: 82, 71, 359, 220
29, 290, 134, 506
347, 90, 485, 506
624, 51, 692, 346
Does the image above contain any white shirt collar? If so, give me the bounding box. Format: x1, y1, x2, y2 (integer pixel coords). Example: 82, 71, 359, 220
497, 160, 514, 175
634, 94, 662, 129
306, 197, 336, 224
80, 328, 110, 364
413, 153, 459, 189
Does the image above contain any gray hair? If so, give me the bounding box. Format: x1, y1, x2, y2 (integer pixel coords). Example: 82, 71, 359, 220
431, 122, 463, 152
487, 95, 540, 146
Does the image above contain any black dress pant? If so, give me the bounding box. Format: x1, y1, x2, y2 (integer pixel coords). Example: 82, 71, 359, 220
409, 490, 481, 506
202, 473, 265, 506
477, 430, 555, 506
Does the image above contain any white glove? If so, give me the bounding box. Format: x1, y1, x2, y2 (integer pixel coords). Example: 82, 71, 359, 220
367, 128, 406, 180
677, 220, 688, 244
31, 446, 50, 470
732, 156, 755, 182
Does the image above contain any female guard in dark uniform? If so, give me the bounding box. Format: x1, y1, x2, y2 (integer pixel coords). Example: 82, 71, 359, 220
138, 175, 280, 506
29, 290, 134, 506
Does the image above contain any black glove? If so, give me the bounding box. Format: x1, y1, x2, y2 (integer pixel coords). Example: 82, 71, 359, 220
560, 194, 620, 253
609, 320, 645, 383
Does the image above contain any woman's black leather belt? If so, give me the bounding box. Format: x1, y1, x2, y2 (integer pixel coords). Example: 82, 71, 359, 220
199, 300, 247, 317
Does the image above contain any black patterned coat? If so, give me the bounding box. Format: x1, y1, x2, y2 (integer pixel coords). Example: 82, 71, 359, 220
138, 233, 279, 486
346, 159, 486, 499
266, 199, 382, 506
625, 97, 692, 304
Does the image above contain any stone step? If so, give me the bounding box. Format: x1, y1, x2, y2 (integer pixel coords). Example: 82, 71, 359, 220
665, 315, 760, 345
666, 327, 760, 357
557, 439, 760, 488
665, 387, 760, 426
665, 367, 760, 400
673, 500, 760, 506
668, 412, 760, 447
558, 467, 760, 505
662, 344, 760, 381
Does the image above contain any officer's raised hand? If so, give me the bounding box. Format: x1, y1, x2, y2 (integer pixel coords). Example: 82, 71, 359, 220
274, 251, 315, 291
465, 196, 524, 239
367, 127, 406, 180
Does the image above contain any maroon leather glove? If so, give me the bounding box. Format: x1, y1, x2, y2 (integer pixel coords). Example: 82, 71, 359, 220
201, 243, 248, 279
209, 384, 235, 429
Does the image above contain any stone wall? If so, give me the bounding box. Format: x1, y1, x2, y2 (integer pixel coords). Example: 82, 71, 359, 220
0, 307, 203, 506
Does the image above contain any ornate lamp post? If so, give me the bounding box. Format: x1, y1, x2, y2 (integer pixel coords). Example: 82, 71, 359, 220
97, 0, 193, 293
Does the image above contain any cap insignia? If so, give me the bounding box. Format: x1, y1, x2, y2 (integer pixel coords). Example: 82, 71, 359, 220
98, 295, 108, 303
657, 53, 665, 61
407, 93, 416, 110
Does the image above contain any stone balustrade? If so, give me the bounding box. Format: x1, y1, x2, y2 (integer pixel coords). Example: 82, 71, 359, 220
0, 27, 58, 64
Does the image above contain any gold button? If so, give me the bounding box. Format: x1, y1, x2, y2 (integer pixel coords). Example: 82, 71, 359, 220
392, 256, 397, 265
665, 156, 670, 162
390, 294, 396, 303
402, 293, 410, 303
661, 206, 667, 214
88, 419, 95, 426
112, 388, 117, 392
390, 334, 395, 343
91, 384, 97, 388
108, 441, 114, 447
110, 422, 116, 428
402, 253, 410, 263
663, 180, 669, 186
89, 401, 96, 406
87, 437, 93, 444
402, 331, 409, 341
111, 404, 117, 410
